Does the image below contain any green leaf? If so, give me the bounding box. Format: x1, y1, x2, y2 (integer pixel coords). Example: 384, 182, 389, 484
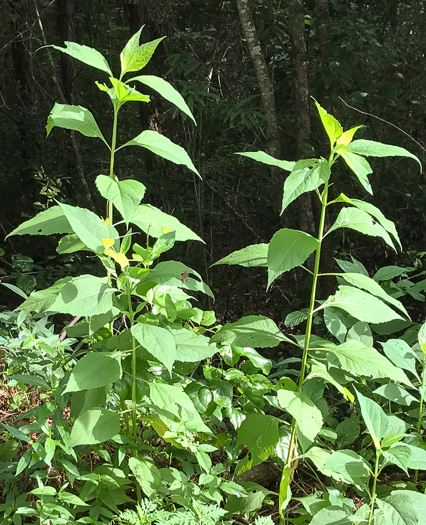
9, 374, 50, 389
109, 77, 150, 105
350, 139, 422, 173
70, 407, 120, 446
16, 276, 72, 313
310, 507, 350, 525
277, 389, 323, 442
337, 273, 409, 318
130, 204, 203, 242
405, 444, 426, 470
374, 266, 408, 281
383, 443, 412, 474
59, 202, 119, 254
213, 243, 268, 268
58, 492, 89, 507
307, 360, 354, 403
120, 27, 165, 77
167, 326, 217, 363
57, 234, 87, 254
46, 103, 108, 146
355, 389, 388, 449
281, 159, 331, 214
123, 130, 199, 177
7, 206, 71, 238
419, 320, 426, 354
148, 261, 213, 298
278, 466, 292, 517
236, 414, 279, 473
237, 151, 295, 171
131, 322, 177, 372
49, 275, 116, 317
129, 457, 161, 498
347, 321, 373, 346
51, 41, 112, 76
211, 315, 292, 348
327, 207, 396, 250
130, 74, 196, 123
322, 285, 403, 323
267, 229, 319, 288
332, 340, 411, 386
380, 339, 420, 379
375, 490, 426, 525
314, 100, 343, 148
339, 150, 373, 194
337, 125, 363, 146
64, 353, 121, 393
322, 450, 370, 488
374, 384, 417, 406
95, 175, 146, 225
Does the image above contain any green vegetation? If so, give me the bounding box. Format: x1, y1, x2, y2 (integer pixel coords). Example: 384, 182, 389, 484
1, 18, 425, 525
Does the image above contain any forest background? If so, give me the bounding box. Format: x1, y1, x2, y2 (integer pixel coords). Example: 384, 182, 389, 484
1, 0, 425, 320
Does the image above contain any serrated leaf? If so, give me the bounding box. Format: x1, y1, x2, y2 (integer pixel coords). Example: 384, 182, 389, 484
130, 74, 196, 123
375, 490, 426, 525
278, 389, 323, 442
314, 100, 343, 148
130, 204, 203, 242
70, 407, 120, 446
383, 443, 412, 474
147, 261, 213, 298
95, 175, 146, 225
46, 103, 108, 146
310, 507, 351, 525
281, 159, 331, 214
322, 450, 370, 488
211, 315, 292, 348
323, 285, 403, 323
374, 384, 417, 406
332, 340, 411, 386
213, 243, 268, 267
16, 276, 72, 313
109, 77, 150, 105
51, 42, 112, 76
374, 266, 408, 281
7, 206, 72, 238
350, 139, 422, 172
340, 150, 373, 194
236, 414, 279, 473
380, 339, 420, 379
355, 389, 388, 448
49, 275, 116, 316
337, 125, 363, 146
327, 207, 396, 249
267, 228, 319, 288
120, 27, 165, 77
237, 151, 295, 171
129, 457, 161, 498
122, 130, 199, 177
131, 323, 176, 372
167, 326, 217, 362
64, 353, 121, 393
57, 234, 87, 254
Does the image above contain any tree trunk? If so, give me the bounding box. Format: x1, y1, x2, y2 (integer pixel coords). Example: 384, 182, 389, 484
235, 0, 282, 214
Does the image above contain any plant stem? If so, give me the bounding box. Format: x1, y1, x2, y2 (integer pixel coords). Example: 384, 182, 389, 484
368, 449, 381, 525
414, 355, 426, 485
107, 106, 119, 222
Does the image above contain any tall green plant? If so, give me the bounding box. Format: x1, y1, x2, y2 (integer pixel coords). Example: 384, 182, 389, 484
214, 100, 425, 523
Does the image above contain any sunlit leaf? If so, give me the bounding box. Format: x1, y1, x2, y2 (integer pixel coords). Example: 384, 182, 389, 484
51, 41, 112, 76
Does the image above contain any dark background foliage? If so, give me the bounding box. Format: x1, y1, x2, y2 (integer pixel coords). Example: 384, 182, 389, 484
1, 0, 425, 319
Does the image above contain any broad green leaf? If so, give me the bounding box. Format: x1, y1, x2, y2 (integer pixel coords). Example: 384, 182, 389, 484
405, 444, 426, 470
323, 307, 351, 343
212, 315, 292, 348
267, 228, 319, 288
335, 415, 361, 448
131, 323, 176, 372
327, 207, 396, 250
57, 234, 87, 254
322, 450, 370, 488
130, 74, 196, 123
16, 276, 72, 313
129, 457, 161, 498
51, 42, 112, 76
310, 507, 350, 525
336, 125, 363, 146
375, 490, 426, 525
70, 407, 120, 446
46, 103, 108, 146
64, 353, 121, 393
122, 130, 199, 177
49, 275, 116, 316
237, 151, 295, 171
59, 202, 119, 254
374, 265, 408, 281
307, 360, 354, 403
58, 492, 88, 507
281, 159, 331, 214
7, 206, 71, 238
167, 326, 217, 362
381, 339, 420, 379
383, 443, 412, 474
95, 175, 146, 225
109, 77, 150, 105
347, 321, 373, 346
350, 139, 422, 172
236, 414, 279, 473
332, 340, 411, 386
374, 384, 417, 406
9, 374, 50, 389
355, 389, 388, 449
278, 466, 292, 517
130, 204, 203, 242
213, 243, 268, 268
120, 27, 165, 77
314, 100, 343, 148
277, 389, 323, 442
338, 273, 409, 318
322, 285, 403, 324
340, 149, 373, 194
148, 261, 213, 298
